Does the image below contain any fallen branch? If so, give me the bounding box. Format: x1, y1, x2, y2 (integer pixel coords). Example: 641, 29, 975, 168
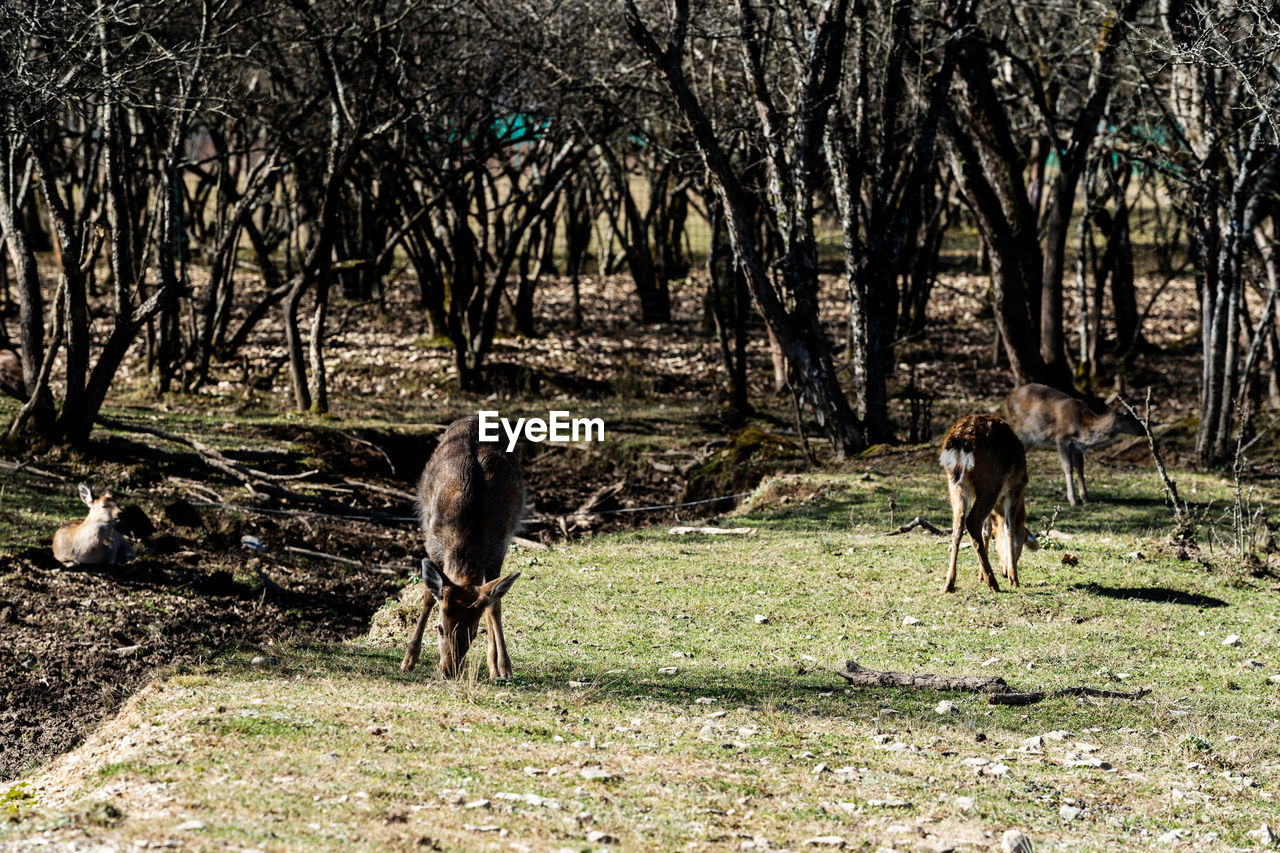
0, 458, 71, 483
837, 659, 1009, 694
187, 497, 415, 525
96, 415, 368, 515
347, 479, 416, 502
511, 535, 549, 551
887, 517, 948, 536
97, 415, 308, 483
836, 659, 1151, 705
668, 526, 757, 536
282, 545, 406, 575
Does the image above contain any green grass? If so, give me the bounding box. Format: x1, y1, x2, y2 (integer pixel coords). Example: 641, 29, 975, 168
3, 446, 1279, 851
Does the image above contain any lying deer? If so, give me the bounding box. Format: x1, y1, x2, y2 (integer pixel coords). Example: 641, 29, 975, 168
52, 484, 135, 567
402, 415, 525, 678
1001, 383, 1143, 506
940, 414, 1038, 592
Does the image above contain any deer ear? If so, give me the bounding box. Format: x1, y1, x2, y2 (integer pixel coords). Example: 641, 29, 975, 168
78, 484, 93, 506
479, 571, 520, 604
420, 558, 449, 599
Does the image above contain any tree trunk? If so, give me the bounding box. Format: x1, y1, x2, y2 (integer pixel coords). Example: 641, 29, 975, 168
308, 269, 330, 414
0, 150, 54, 434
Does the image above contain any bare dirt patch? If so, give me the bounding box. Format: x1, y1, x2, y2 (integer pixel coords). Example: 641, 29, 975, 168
0, 514, 404, 780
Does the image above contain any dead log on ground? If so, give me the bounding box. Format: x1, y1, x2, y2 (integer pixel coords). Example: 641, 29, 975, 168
837, 659, 1009, 694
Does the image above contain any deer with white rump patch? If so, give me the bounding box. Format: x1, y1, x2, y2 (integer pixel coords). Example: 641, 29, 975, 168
52, 484, 134, 567
1001, 383, 1143, 506
401, 415, 525, 678
940, 414, 1037, 593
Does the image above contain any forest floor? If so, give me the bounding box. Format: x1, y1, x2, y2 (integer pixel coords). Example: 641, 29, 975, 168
2, 264, 1278, 850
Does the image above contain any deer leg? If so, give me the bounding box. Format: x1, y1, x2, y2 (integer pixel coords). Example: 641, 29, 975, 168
944, 483, 966, 593
1071, 444, 1089, 504
989, 515, 1008, 579
1057, 439, 1078, 506
401, 590, 437, 673
967, 493, 1001, 592
485, 600, 512, 679
996, 505, 1019, 588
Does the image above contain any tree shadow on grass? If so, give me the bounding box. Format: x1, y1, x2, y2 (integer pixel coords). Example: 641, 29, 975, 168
1071, 582, 1228, 608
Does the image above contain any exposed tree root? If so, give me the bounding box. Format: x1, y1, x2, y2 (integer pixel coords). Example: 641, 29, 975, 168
836, 659, 1151, 705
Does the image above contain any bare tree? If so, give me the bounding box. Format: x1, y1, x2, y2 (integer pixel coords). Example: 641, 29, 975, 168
0, 0, 225, 444
825, 0, 976, 442
623, 0, 865, 458
942, 0, 1140, 388
1139, 0, 1280, 462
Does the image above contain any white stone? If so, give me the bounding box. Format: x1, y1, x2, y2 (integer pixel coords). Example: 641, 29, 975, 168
935, 700, 957, 715
1000, 830, 1033, 853
754, 614, 770, 624
1059, 805, 1083, 821
1222, 634, 1242, 647
902, 616, 920, 626
1247, 823, 1277, 846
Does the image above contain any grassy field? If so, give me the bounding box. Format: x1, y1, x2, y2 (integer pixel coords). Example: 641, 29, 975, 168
3, 441, 1277, 852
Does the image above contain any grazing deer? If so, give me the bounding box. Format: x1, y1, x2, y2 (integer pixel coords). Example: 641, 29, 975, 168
1001, 383, 1143, 506
939, 414, 1038, 593
401, 415, 525, 678
0, 348, 25, 400
52, 484, 135, 567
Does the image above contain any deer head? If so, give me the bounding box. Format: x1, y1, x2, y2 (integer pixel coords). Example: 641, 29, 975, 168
420, 559, 520, 677
79, 484, 122, 526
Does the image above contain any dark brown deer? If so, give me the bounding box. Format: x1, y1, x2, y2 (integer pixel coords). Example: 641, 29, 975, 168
401, 415, 525, 678
52, 484, 134, 567
940, 414, 1037, 593
1002, 383, 1143, 506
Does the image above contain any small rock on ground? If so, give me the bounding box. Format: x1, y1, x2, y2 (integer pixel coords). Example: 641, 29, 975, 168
1001, 830, 1032, 853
